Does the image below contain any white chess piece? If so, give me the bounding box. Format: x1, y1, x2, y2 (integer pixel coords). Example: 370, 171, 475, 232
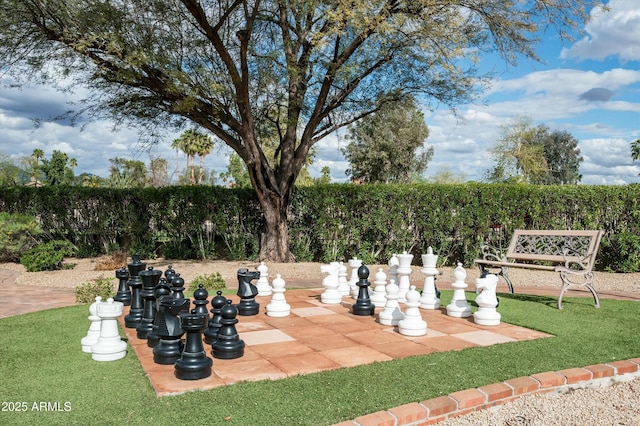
370, 268, 388, 308
398, 286, 427, 336
256, 261, 272, 296
446, 263, 472, 318
419, 247, 440, 309
396, 251, 413, 303
266, 274, 291, 317
81, 296, 102, 353
91, 298, 127, 361
320, 262, 342, 304
378, 282, 404, 326
337, 262, 350, 296
473, 273, 501, 325
388, 253, 399, 287
348, 257, 361, 299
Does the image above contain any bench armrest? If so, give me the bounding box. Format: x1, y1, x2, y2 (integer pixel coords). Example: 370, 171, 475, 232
558, 246, 594, 271
480, 244, 507, 263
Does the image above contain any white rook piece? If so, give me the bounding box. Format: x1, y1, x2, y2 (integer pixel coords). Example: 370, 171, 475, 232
81, 296, 102, 353
266, 274, 291, 317
256, 261, 272, 296
398, 286, 427, 336
473, 273, 501, 326
92, 298, 127, 361
396, 251, 413, 304
419, 247, 440, 309
446, 263, 472, 318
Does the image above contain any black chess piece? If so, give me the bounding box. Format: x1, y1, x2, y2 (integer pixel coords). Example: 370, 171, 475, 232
136, 266, 162, 339
113, 266, 131, 306
203, 291, 226, 345
174, 309, 212, 380
124, 253, 147, 328
193, 283, 210, 317
211, 300, 245, 359
147, 278, 171, 348
235, 268, 260, 316
170, 273, 190, 314
351, 263, 375, 316
153, 296, 190, 365
164, 265, 177, 285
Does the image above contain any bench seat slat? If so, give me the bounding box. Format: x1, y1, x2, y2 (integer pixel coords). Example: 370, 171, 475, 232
473, 259, 556, 271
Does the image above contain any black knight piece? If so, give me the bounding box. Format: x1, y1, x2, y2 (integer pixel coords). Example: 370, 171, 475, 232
153, 295, 190, 365
235, 268, 260, 316
351, 263, 375, 316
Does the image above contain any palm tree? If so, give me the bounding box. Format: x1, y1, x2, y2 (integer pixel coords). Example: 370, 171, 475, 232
31, 148, 44, 185
632, 139, 640, 176
172, 130, 210, 185
195, 133, 214, 184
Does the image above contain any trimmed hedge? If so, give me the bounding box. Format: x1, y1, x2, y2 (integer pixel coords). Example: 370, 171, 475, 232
0, 183, 638, 271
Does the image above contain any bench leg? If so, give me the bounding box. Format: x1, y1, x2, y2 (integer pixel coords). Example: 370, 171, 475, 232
478, 265, 514, 294
557, 271, 599, 310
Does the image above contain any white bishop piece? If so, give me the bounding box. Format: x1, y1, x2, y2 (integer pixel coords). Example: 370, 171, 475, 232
266, 274, 291, 317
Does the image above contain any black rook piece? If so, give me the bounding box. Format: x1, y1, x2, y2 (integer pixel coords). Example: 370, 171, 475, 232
351, 263, 375, 316
211, 300, 245, 359
124, 253, 147, 328
235, 268, 260, 316
174, 309, 212, 380
136, 266, 162, 339
204, 291, 227, 345
113, 266, 131, 306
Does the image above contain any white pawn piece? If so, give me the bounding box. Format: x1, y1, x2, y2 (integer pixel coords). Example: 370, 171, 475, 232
81, 296, 102, 353
91, 298, 127, 361
320, 262, 342, 304
370, 268, 388, 308
256, 261, 272, 296
446, 263, 472, 318
348, 257, 361, 299
378, 282, 404, 326
337, 262, 350, 296
473, 273, 501, 326
419, 247, 440, 309
388, 253, 399, 287
398, 286, 427, 336
266, 274, 291, 317
396, 251, 413, 304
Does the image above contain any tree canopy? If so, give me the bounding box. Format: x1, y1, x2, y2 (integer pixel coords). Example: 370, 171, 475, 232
0, 0, 596, 260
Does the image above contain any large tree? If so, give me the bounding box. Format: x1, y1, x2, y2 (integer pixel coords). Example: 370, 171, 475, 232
632, 139, 640, 176
530, 126, 582, 184
0, 0, 595, 261
342, 97, 433, 183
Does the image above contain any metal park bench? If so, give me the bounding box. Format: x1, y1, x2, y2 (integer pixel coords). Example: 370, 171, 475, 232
473, 229, 604, 309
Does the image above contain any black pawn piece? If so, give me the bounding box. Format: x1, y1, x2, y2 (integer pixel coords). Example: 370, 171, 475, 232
136, 266, 162, 339
170, 273, 190, 314
174, 309, 212, 380
204, 291, 226, 345
147, 278, 171, 348
351, 263, 375, 316
124, 253, 147, 328
211, 300, 245, 359
164, 265, 177, 285
235, 268, 260, 316
193, 283, 210, 319
113, 266, 131, 306
153, 296, 190, 365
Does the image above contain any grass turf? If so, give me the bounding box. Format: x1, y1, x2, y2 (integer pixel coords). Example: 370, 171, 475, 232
0, 291, 638, 425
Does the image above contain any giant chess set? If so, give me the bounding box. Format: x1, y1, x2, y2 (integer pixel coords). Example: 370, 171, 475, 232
81, 249, 542, 395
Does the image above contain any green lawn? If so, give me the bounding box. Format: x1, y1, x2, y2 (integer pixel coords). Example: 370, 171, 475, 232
0, 292, 638, 425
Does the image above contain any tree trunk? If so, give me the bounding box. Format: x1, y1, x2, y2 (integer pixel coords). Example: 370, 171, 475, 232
258, 193, 295, 262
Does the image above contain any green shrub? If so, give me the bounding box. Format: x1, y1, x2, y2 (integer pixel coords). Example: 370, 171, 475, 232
19, 240, 77, 272
0, 212, 42, 262
187, 272, 226, 293
601, 232, 640, 273
74, 276, 116, 304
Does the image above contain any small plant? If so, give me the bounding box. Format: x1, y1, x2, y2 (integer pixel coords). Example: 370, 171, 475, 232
94, 252, 128, 271
75, 276, 116, 304
187, 272, 226, 293
0, 212, 42, 262
19, 240, 77, 272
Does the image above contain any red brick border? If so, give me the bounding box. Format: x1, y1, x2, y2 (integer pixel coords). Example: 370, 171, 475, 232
336, 359, 640, 425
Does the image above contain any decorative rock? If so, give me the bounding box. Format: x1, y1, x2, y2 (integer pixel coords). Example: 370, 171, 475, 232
419, 247, 440, 309
211, 300, 245, 359
320, 262, 342, 304
351, 264, 375, 316
174, 309, 212, 380
446, 263, 472, 318
348, 257, 361, 299
235, 268, 260, 316
370, 268, 388, 308
378, 282, 404, 326
396, 251, 413, 303
474, 273, 501, 326
81, 296, 102, 353
136, 266, 162, 339
256, 262, 272, 296
123, 253, 146, 328
266, 274, 291, 317
91, 298, 127, 361
203, 291, 227, 345
398, 286, 427, 336
337, 262, 350, 296
113, 266, 131, 306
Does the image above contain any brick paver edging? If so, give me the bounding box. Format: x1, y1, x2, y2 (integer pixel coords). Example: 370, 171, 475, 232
333, 358, 640, 426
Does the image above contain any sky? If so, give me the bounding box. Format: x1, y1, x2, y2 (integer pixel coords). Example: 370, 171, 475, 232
1, 0, 639, 185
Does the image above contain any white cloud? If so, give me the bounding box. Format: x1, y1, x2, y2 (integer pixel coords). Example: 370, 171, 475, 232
561, 0, 640, 62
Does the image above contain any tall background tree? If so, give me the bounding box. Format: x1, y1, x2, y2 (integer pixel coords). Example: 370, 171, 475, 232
39, 150, 76, 186
0, 0, 595, 261
342, 97, 433, 183
632, 139, 640, 175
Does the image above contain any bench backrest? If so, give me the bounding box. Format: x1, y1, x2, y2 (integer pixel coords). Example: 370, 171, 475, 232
506, 230, 603, 268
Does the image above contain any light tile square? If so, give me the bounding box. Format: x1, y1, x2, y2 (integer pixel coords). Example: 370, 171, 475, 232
453, 330, 517, 346
291, 306, 338, 317
241, 329, 295, 346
